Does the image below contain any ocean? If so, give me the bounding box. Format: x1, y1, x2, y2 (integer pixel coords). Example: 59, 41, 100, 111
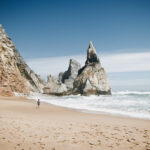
28, 91, 150, 120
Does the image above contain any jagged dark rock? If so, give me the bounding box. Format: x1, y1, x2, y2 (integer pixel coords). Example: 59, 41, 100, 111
58, 72, 64, 82
73, 41, 111, 96
85, 41, 100, 64
60, 59, 81, 91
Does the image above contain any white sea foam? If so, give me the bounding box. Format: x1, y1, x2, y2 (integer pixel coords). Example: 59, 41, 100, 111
28, 91, 150, 120
112, 91, 150, 95
14, 92, 26, 97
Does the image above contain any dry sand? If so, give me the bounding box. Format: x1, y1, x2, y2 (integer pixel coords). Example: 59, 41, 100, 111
0, 96, 150, 150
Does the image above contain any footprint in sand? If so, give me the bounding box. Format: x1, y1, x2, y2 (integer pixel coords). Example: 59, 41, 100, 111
16, 143, 21, 147
143, 135, 147, 138
131, 138, 135, 141
25, 124, 30, 127
107, 145, 113, 149
147, 142, 150, 145
97, 140, 101, 145
9, 131, 13, 135
72, 141, 78, 144
7, 140, 11, 143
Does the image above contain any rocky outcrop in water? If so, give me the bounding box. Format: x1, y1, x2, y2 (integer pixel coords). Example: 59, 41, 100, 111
0, 24, 45, 96
43, 75, 67, 96
60, 59, 81, 91
73, 41, 111, 95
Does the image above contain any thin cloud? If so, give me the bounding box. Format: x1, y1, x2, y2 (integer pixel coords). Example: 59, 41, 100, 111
102, 52, 150, 73
26, 52, 150, 78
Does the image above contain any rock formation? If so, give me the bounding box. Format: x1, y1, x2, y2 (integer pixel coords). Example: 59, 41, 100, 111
14, 49, 46, 93
73, 41, 111, 95
43, 75, 67, 96
60, 59, 81, 91
0, 24, 111, 97
0, 24, 45, 96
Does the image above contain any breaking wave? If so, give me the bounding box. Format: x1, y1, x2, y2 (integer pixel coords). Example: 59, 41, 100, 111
28, 91, 150, 120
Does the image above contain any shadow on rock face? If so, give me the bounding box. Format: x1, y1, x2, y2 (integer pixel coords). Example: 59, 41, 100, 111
73, 41, 111, 96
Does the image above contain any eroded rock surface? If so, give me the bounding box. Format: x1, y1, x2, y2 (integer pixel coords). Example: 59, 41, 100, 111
43, 75, 67, 96
0, 24, 45, 96
60, 59, 81, 91
0, 24, 111, 96
73, 41, 111, 95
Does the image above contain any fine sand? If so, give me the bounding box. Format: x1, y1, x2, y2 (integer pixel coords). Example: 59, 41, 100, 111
0, 96, 150, 150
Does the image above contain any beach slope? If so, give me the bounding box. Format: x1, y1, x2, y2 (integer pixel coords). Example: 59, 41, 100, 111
0, 97, 150, 150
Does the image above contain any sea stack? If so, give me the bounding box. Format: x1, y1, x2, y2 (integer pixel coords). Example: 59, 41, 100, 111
73, 41, 111, 95
43, 75, 67, 96
60, 59, 81, 91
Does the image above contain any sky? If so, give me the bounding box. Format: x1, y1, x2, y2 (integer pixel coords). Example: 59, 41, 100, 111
0, 0, 150, 91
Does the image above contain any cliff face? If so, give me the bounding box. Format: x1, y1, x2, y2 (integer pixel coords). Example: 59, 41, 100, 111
0, 24, 45, 96
73, 41, 111, 95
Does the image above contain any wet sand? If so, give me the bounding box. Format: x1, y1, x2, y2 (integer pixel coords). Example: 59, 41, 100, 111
0, 96, 150, 150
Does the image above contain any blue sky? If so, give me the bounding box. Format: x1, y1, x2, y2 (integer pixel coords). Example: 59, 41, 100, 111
1, 0, 150, 91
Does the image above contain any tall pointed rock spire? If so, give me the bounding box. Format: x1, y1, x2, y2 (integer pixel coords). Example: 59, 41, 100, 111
89, 41, 95, 51
73, 41, 111, 95
86, 41, 100, 64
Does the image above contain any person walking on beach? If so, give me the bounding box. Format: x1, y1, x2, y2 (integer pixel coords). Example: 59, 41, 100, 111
37, 99, 40, 108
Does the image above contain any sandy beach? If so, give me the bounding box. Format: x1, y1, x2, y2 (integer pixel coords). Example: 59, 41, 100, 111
0, 97, 150, 150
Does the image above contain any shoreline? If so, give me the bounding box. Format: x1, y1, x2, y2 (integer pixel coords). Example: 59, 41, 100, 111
2, 95, 150, 121
28, 94, 150, 121
37, 100, 150, 121
0, 96, 150, 150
